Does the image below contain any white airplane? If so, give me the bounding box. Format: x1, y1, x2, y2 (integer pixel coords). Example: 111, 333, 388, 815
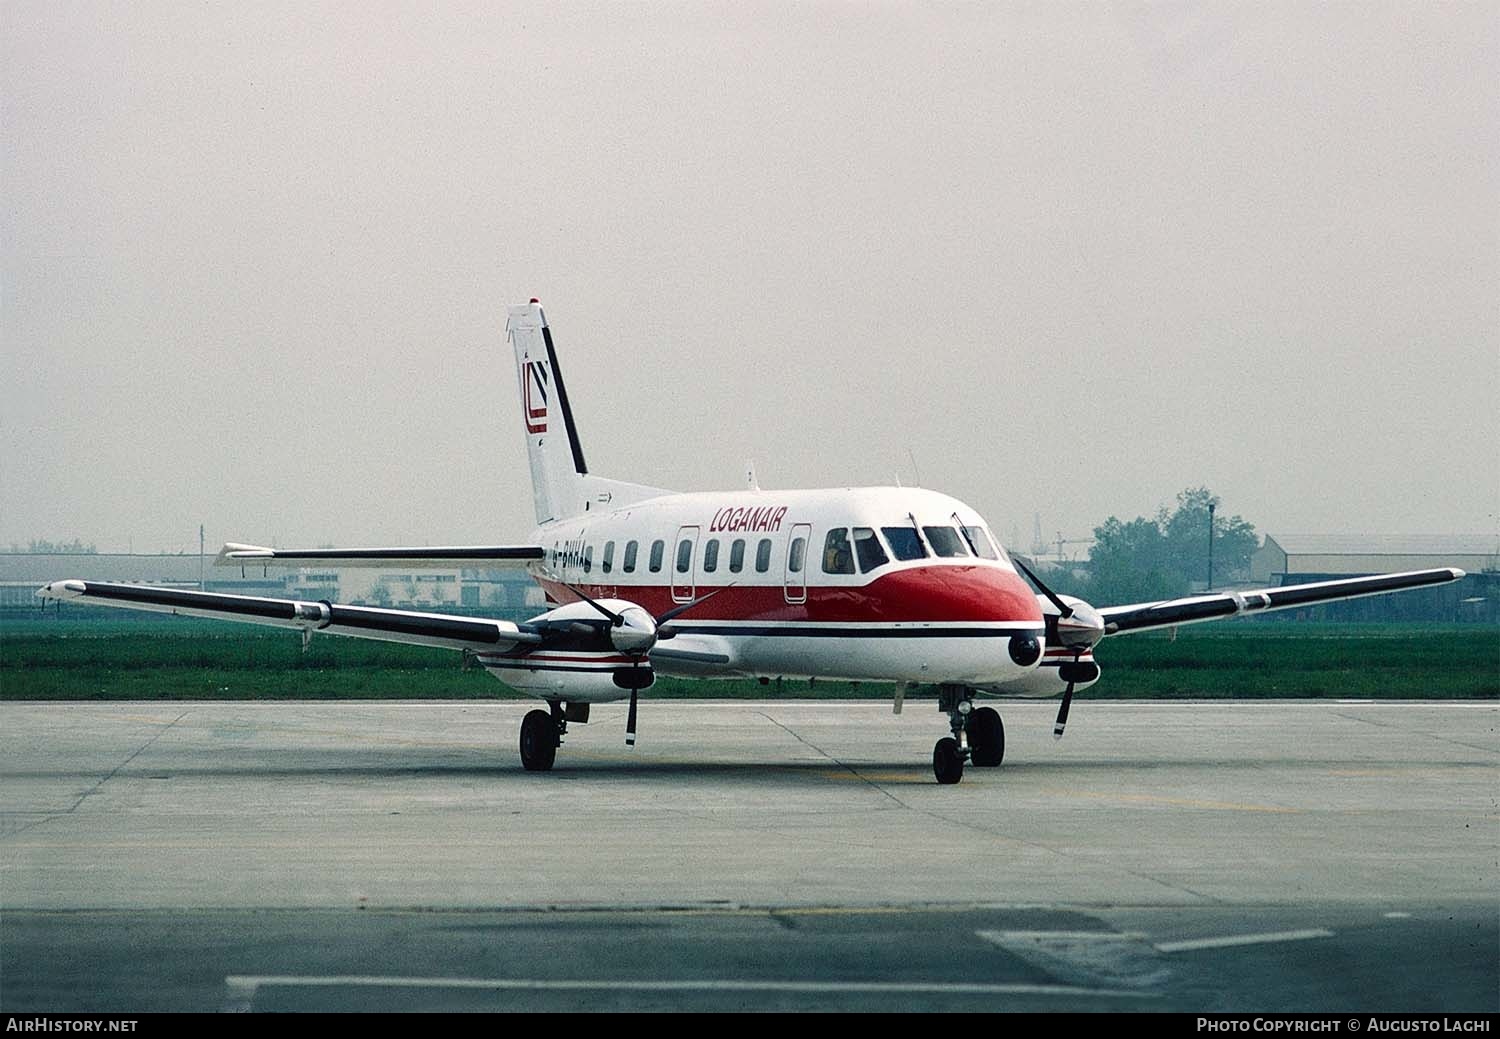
39, 301, 1465, 783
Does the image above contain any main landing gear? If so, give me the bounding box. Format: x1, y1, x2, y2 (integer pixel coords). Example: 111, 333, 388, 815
932, 684, 1005, 785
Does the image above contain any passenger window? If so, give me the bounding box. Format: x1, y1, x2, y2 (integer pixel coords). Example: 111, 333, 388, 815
583, 544, 594, 574
649, 540, 665, 573
623, 540, 639, 573
788, 536, 806, 574
962, 525, 999, 560
822, 529, 855, 574
853, 527, 889, 573
882, 526, 928, 561
703, 539, 720, 573
923, 526, 970, 558
729, 539, 746, 573
675, 538, 693, 574
602, 541, 615, 574
755, 538, 773, 573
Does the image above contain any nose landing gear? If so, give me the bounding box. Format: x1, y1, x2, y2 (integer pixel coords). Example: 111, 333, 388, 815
932, 685, 1004, 784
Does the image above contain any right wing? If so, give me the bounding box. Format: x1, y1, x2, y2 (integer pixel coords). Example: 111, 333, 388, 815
216, 543, 544, 569
36, 580, 542, 652
1097, 567, 1465, 636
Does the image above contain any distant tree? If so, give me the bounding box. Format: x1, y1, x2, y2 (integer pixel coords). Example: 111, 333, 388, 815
1084, 488, 1258, 605
1086, 515, 1185, 605
1160, 487, 1258, 588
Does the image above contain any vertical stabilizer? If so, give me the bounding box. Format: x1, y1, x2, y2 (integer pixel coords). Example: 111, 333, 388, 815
509, 301, 586, 523
507, 302, 671, 524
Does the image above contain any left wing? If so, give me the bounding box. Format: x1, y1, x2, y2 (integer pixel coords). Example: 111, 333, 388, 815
216, 543, 544, 569
1098, 567, 1465, 636
36, 580, 543, 652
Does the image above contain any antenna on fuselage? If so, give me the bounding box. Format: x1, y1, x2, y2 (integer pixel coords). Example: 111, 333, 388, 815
745, 460, 760, 491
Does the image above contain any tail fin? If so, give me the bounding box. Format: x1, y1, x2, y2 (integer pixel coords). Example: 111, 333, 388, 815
507, 301, 669, 524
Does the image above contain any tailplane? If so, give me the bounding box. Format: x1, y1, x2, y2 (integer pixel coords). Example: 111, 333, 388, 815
507, 301, 669, 524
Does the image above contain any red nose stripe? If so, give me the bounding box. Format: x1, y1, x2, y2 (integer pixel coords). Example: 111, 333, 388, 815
540, 566, 1042, 625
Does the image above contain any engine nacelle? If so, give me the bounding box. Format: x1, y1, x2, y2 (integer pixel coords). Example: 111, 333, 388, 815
984, 652, 1101, 699
476, 598, 657, 703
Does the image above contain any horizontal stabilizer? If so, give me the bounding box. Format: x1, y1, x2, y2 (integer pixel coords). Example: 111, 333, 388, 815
36, 580, 543, 652
1099, 568, 1465, 636
216, 543, 544, 569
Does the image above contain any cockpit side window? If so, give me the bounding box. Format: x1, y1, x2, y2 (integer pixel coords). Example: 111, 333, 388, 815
821, 528, 855, 574
962, 525, 1000, 560
882, 526, 928, 561
852, 527, 889, 573
923, 526, 970, 558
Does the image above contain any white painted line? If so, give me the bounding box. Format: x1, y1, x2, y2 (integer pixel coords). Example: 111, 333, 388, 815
977, 930, 1148, 943
1383, 912, 1413, 919
1153, 928, 1334, 954
222, 974, 1157, 1010
1336, 699, 1375, 704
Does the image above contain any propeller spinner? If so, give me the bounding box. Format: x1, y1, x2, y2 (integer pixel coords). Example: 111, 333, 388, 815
560, 583, 731, 746
1011, 557, 1107, 739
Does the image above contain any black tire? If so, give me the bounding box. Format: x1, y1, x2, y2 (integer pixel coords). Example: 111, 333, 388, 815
968, 706, 1005, 767
519, 709, 558, 772
933, 736, 964, 785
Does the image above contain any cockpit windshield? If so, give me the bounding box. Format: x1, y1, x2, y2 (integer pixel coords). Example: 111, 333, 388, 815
962, 524, 1001, 560
922, 526, 970, 558
882, 526, 927, 561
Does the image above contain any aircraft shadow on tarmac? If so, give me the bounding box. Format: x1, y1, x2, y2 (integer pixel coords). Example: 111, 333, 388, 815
7, 749, 1459, 786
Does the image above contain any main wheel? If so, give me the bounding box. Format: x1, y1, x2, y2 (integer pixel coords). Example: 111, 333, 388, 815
519, 709, 558, 772
933, 736, 965, 785
968, 706, 1005, 767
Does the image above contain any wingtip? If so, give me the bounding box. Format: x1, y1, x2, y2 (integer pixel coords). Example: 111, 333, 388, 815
36, 580, 86, 600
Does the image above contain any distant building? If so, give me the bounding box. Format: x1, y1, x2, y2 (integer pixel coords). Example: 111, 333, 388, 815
3, 553, 546, 620
1250, 535, 1498, 623
0, 552, 284, 610
1252, 535, 1499, 583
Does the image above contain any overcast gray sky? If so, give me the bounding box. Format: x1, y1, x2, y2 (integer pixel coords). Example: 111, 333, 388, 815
3, 2, 1496, 555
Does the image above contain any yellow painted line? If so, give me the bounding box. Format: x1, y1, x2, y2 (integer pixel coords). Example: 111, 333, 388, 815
1044, 790, 1300, 814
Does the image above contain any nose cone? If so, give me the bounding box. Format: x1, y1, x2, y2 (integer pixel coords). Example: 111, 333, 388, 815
846, 566, 1045, 624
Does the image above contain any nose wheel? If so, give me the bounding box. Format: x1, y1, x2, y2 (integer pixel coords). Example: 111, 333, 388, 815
933, 736, 965, 784
932, 686, 1004, 783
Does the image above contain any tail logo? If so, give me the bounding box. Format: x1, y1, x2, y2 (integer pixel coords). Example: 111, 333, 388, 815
522, 358, 549, 434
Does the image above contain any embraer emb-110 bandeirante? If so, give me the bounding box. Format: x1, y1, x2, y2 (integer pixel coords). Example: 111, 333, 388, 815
40, 301, 1465, 783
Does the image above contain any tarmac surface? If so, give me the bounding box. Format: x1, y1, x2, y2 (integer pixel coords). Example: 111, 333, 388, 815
1, 699, 1496, 1011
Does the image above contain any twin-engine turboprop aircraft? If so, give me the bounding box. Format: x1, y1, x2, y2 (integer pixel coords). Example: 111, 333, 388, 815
40, 301, 1464, 783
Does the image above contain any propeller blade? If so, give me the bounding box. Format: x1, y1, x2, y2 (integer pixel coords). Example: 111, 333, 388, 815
626, 687, 638, 747
1053, 682, 1075, 740
1013, 556, 1073, 619
560, 582, 623, 626
656, 584, 733, 626
1053, 651, 1082, 740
